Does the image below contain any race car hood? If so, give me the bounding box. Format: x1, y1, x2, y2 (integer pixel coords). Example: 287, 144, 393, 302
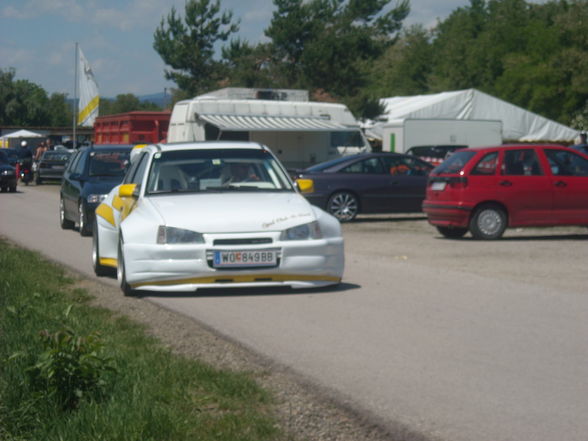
146, 192, 317, 233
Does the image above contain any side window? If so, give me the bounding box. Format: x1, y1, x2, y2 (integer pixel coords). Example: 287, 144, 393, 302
402, 157, 432, 176
128, 152, 149, 185
382, 156, 429, 176
66, 151, 80, 173
341, 157, 384, 174
545, 149, 588, 177
72, 151, 87, 175
502, 149, 542, 176
471, 152, 498, 175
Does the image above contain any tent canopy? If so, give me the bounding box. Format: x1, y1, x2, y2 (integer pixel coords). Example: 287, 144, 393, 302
0, 129, 43, 139
370, 89, 578, 142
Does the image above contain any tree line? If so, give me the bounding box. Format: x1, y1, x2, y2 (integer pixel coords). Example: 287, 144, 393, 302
0, 70, 161, 128
2, 0, 587, 130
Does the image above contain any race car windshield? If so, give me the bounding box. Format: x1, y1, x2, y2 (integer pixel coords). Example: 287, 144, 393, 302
146, 148, 295, 194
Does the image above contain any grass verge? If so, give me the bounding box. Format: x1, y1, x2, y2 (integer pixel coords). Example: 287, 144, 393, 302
0, 240, 282, 441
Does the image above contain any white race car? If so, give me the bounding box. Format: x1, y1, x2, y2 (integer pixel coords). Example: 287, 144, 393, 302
92, 141, 345, 295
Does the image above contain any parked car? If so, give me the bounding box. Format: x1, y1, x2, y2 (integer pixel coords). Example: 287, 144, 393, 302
406, 145, 467, 167
92, 141, 344, 295
60, 144, 133, 236
34, 150, 72, 184
1, 148, 19, 167
0, 150, 17, 192
294, 153, 434, 222
423, 144, 588, 240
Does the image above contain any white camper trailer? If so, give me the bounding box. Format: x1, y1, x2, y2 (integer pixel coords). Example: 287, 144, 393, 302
167, 88, 370, 169
379, 118, 503, 153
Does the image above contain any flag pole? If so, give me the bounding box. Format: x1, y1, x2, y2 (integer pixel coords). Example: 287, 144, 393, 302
73, 42, 78, 149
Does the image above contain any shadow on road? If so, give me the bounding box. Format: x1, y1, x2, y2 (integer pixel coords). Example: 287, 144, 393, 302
351, 215, 428, 223
137, 281, 361, 299
434, 233, 588, 242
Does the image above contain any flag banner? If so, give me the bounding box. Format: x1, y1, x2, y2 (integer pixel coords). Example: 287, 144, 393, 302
78, 46, 99, 127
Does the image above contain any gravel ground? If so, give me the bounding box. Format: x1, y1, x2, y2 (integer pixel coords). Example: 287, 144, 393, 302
70, 274, 424, 441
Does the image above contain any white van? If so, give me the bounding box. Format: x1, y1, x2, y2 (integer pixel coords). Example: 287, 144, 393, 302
167, 88, 370, 169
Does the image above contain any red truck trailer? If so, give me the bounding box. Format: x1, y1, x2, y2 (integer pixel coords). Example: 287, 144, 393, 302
93, 111, 170, 145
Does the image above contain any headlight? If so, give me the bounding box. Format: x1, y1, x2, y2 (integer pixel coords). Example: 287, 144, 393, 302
157, 226, 204, 244
1, 170, 15, 176
87, 194, 107, 204
280, 221, 322, 241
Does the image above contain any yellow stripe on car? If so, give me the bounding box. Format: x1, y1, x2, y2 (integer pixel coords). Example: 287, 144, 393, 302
112, 195, 124, 211
95, 203, 115, 226
99, 258, 117, 268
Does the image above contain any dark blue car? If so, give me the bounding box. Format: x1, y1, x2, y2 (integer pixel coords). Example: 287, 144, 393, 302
60, 144, 133, 236
294, 152, 434, 222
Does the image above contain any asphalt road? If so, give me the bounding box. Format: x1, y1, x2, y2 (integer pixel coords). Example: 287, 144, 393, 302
2, 183, 587, 441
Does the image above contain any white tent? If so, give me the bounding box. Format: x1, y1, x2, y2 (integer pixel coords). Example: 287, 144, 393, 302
0, 129, 43, 139
368, 89, 578, 143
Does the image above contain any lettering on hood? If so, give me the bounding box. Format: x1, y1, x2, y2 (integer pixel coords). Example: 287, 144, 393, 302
262, 212, 312, 229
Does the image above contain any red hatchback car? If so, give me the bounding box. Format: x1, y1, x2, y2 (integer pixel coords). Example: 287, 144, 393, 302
422, 144, 588, 239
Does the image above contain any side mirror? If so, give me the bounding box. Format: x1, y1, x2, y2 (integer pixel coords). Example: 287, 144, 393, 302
69, 173, 81, 181
118, 183, 138, 198
296, 178, 314, 194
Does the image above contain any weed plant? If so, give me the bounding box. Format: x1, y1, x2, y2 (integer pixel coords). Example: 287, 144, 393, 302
0, 241, 281, 441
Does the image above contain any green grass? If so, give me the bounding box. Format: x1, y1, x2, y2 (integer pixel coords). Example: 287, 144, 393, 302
0, 240, 282, 441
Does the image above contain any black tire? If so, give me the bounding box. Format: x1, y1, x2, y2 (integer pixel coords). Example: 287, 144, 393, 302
9, 185, 16, 193
60, 197, 75, 229
469, 204, 507, 240
92, 221, 111, 277
436, 226, 468, 239
327, 191, 359, 222
78, 201, 92, 236
117, 238, 135, 296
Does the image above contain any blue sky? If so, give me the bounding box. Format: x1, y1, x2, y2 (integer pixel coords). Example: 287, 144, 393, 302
0, 0, 542, 98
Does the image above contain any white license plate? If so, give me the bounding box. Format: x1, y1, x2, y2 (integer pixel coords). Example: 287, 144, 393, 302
213, 249, 277, 268
431, 181, 446, 191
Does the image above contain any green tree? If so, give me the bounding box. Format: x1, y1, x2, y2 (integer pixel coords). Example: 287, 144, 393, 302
0, 68, 51, 126
221, 40, 279, 89
368, 24, 434, 98
153, 0, 239, 96
265, 0, 410, 117
99, 94, 161, 116
47, 92, 73, 127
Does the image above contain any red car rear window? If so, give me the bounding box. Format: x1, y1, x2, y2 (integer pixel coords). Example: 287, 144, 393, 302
433, 151, 477, 174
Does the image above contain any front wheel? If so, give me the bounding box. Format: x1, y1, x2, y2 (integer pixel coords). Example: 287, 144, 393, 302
117, 238, 135, 296
469, 205, 507, 240
436, 226, 468, 239
327, 191, 359, 222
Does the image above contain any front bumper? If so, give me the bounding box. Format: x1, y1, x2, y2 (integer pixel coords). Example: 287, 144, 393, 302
422, 202, 472, 228
0, 175, 17, 187
123, 235, 345, 292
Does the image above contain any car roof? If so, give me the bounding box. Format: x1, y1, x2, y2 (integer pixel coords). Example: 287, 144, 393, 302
129, 141, 269, 164
156, 141, 266, 152
458, 143, 568, 153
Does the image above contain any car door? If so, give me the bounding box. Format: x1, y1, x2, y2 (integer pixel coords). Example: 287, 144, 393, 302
380, 155, 432, 212
335, 157, 391, 213
497, 148, 553, 225
61, 150, 85, 218
543, 148, 588, 224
